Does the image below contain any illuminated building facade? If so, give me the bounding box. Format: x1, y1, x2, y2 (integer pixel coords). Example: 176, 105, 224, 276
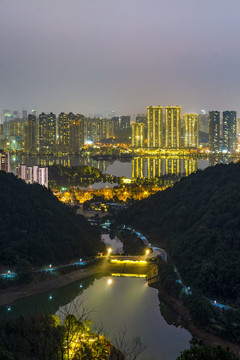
69, 114, 84, 152
8, 119, 26, 150
38, 112, 56, 151
222, 111, 237, 153
132, 122, 145, 148
58, 112, 70, 150
136, 114, 147, 126
85, 118, 98, 143
16, 165, 48, 187
8, 119, 26, 137
119, 116, 130, 130
199, 111, 209, 133
165, 106, 181, 148
183, 113, 199, 148
2, 110, 12, 123
0, 151, 10, 172
98, 118, 114, 140
85, 118, 114, 143
112, 117, 120, 133
147, 106, 163, 148
25, 114, 38, 152
209, 111, 220, 152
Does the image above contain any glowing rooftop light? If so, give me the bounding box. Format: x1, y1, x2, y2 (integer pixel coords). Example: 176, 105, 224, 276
49, 295, 52, 300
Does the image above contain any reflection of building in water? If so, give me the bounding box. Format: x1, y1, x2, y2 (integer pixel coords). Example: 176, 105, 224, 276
165, 158, 181, 176
183, 114, 199, 148
184, 158, 198, 176
209, 155, 231, 167
132, 157, 199, 179
11, 155, 108, 172
132, 157, 144, 178
147, 158, 162, 178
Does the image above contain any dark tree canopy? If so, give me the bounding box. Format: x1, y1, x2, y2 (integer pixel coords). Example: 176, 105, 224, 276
177, 344, 238, 360
0, 171, 104, 267
120, 162, 240, 301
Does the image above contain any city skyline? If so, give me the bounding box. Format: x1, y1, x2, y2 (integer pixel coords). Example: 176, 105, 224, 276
1, 0, 240, 115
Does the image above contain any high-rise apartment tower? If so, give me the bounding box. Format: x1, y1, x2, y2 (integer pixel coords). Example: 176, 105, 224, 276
165, 106, 181, 148
147, 106, 163, 148
183, 113, 199, 148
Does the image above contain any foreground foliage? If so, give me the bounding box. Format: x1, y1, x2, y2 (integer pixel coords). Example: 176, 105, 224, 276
48, 164, 120, 187
0, 313, 111, 360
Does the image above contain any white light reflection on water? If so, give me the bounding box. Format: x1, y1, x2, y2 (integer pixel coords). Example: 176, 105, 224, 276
56, 277, 191, 360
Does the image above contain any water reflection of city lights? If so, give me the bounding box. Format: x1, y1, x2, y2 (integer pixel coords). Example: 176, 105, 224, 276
107, 279, 112, 285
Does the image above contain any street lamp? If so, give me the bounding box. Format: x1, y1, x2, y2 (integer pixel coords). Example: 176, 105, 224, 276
145, 249, 150, 255
107, 248, 112, 255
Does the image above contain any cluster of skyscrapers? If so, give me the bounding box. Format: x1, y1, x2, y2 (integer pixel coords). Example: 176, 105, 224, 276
0, 110, 131, 153
1, 107, 238, 153
132, 106, 199, 149
132, 106, 238, 153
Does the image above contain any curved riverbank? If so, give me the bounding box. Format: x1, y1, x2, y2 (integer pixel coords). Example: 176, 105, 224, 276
151, 282, 240, 358
0, 263, 103, 307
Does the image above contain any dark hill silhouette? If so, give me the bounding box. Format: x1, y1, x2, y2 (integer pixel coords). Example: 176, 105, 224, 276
120, 162, 240, 301
0, 171, 104, 267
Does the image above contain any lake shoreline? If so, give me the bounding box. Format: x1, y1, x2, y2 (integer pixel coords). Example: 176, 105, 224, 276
150, 282, 240, 357
0, 263, 103, 307
1, 261, 240, 357
0, 261, 151, 307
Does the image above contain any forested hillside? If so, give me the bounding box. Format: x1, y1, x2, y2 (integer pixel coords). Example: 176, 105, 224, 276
120, 162, 240, 302
0, 171, 104, 267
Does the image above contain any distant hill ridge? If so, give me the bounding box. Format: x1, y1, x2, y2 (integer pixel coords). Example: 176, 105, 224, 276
0, 171, 103, 267
120, 162, 240, 302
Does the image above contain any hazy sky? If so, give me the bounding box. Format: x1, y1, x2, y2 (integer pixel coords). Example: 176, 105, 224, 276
1, 0, 240, 116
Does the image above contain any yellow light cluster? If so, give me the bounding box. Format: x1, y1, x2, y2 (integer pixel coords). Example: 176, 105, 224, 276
111, 273, 147, 278
110, 259, 147, 264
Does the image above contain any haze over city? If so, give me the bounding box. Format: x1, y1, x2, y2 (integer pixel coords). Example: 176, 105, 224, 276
1, 0, 240, 115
